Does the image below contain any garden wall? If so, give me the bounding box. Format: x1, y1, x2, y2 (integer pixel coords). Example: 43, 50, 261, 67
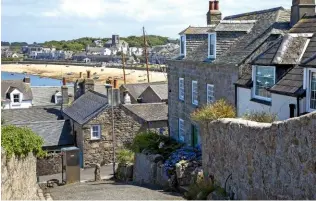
37, 153, 62, 176
1, 149, 39, 200
201, 112, 316, 199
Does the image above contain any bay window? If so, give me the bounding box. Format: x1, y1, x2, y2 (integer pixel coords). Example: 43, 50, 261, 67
252, 65, 276, 101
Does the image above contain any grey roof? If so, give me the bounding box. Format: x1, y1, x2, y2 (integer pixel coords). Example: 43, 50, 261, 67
120, 82, 167, 101
1, 80, 33, 101
141, 84, 168, 101
63, 90, 108, 125
179, 26, 215, 35
13, 121, 73, 147
122, 103, 168, 122
290, 14, 316, 34
215, 20, 256, 33
2, 107, 62, 124
269, 66, 304, 96
31, 86, 74, 106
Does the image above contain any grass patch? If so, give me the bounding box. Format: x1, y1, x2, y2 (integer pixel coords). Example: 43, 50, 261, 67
243, 111, 277, 123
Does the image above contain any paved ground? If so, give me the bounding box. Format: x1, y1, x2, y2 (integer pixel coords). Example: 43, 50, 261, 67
39, 164, 114, 183
45, 180, 184, 200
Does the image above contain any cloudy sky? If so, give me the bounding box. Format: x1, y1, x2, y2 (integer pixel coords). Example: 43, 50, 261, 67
1, 0, 291, 43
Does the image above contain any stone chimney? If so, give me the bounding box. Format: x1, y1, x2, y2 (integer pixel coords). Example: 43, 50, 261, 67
291, 0, 316, 27
105, 78, 120, 106
23, 77, 30, 84
207, 0, 222, 26
61, 77, 69, 105
74, 71, 95, 100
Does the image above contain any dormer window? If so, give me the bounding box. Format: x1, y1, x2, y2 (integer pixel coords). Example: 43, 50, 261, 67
252, 65, 276, 102
13, 94, 20, 103
208, 33, 216, 59
54, 91, 62, 104
180, 35, 186, 56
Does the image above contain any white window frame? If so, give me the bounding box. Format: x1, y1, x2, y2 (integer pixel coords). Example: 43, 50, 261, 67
252, 65, 276, 102
207, 84, 215, 104
178, 118, 185, 143
179, 77, 185, 101
12, 94, 20, 103
305, 68, 316, 112
192, 80, 198, 106
90, 125, 101, 140
180, 34, 186, 57
208, 33, 217, 59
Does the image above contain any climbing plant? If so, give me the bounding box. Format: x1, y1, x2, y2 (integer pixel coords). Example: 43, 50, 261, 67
1, 125, 46, 158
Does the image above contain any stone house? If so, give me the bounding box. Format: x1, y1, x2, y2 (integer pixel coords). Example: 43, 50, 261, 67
63, 75, 168, 167
235, 2, 316, 121
139, 84, 168, 103
167, 0, 292, 146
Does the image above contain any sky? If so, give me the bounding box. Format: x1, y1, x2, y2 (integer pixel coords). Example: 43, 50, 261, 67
1, 0, 291, 43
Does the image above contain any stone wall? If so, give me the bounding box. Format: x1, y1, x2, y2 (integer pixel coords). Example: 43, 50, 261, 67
82, 107, 142, 167
201, 112, 316, 199
167, 60, 238, 145
37, 153, 62, 176
1, 149, 39, 200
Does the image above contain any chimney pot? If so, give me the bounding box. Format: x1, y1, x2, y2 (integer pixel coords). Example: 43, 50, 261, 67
79, 72, 82, 78
87, 70, 91, 78
214, 0, 219, 10
62, 77, 66, 86
209, 1, 215, 11
113, 79, 118, 89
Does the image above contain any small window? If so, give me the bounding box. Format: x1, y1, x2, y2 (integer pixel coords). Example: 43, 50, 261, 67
192, 80, 198, 105
180, 35, 186, 56
208, 33, 216, 59
55, 95, 62, 104
309, 72, 316, 110
252, 66, 275, 101
179, 78, 185, 101
178, 119, 185, 143
13, 94, 20, 103
91, 125, 101, 140
207, 84, 215, 104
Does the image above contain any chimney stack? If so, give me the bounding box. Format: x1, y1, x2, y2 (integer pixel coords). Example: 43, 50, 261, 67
113, 79, 118, 89
291, 0, 316, 27
61, 77, 69, 106
23, 77, 30, 84
207, 0, 222, 26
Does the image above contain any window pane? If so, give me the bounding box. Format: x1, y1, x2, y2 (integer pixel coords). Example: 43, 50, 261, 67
255, 66, 275, 99
209, 35, 214, 56
180, 36, 185, 54
13, 94, 19, 103
310, 72, 316, 109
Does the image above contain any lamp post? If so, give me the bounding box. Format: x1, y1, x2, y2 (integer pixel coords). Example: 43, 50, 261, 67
105, 83, 116, 178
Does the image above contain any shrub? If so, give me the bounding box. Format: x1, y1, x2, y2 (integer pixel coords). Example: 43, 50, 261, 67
191, 99, 236, 122
130, 131, 182, 159
1, 125, 46, 158
117, 149, 135, 164
185, 179, 215, 200
243, 111, 277, 123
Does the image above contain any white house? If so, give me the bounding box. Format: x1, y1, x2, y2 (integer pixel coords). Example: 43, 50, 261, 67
1, 78, 33, 109
235, 12, 316, 120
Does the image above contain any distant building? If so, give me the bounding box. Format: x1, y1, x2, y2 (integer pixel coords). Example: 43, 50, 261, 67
104, 35, 129, 54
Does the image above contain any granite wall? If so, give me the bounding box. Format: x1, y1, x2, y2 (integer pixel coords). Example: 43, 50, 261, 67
167, 60, 238, 145
1, 149, 39, 200
201, 112, 316, 199
37, 153, 62, 176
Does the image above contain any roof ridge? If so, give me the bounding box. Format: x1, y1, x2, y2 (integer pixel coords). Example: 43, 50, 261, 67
225, 7, 284, 20
12, 120, 65, 125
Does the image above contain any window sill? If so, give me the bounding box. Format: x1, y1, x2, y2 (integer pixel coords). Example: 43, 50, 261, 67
250, 98, 271, 106
90, 138, 101, 141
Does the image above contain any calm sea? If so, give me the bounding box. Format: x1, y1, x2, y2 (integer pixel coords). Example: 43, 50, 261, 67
1, 71, 73, 86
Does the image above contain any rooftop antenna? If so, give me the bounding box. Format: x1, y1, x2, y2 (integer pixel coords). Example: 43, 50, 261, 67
143, 26, 150, 83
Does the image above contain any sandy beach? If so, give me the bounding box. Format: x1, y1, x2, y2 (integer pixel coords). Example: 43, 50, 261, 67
1, 64, 167, 84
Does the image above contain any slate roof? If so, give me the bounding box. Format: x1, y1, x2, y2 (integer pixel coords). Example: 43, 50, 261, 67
301, 34, 316, 67
121, 82, 167, 101
269, 66, 305, 96
290, 14, 316, 33
31, 86, 74, 106
13, 121, 73, 147
122, 103, 168, 122
148, 84, 168, 100
2, 107, 62, 124
179, 26, 215, 35
215, 20, 256, 33
63, 90, 108, 125
1, 80, 33, 101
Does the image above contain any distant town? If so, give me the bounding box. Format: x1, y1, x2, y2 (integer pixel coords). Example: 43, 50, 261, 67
1, 35, 179, 65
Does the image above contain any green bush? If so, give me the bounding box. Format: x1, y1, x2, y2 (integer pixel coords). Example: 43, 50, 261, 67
191, 99, 236, 122
243, 111, 277, 123
117, 149, 135, 164
185, 179, 215, 200
1, 125, 46, 158
130, 132, 182, 159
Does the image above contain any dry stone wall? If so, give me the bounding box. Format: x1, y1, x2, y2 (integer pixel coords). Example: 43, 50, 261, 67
1, 149, 39, 200
201, 112, 316, 199
37, 153, 62, 176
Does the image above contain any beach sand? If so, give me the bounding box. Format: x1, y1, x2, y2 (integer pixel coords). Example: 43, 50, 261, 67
1, 64, 167, 84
